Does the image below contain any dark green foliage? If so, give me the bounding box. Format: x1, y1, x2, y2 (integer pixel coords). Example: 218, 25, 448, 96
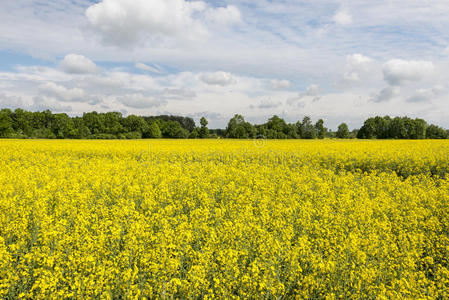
146, 122, 162, 138
0, 109, 14, 137
103, 112, 124, 135
0, 109, 194, 139
297, 116, 316, 139
51, 113, 76, 139
199, 117, 209, 138
336, 123, 350, 139
315, 119, 326, 139
225, 114, 256, 138
161, 121, 189, 138
357, 116, 442, 139
0, 108, 446, 140
426, 124, 449, 139
209, 129, 225, 138
189, 127, 200, 139
143, 115, 195, 132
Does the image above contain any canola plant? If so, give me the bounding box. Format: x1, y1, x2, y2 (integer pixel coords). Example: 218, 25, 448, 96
0, 139, 448, 299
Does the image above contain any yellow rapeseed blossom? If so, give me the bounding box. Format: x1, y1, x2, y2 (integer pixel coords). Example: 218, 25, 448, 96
0, 139, 448, 298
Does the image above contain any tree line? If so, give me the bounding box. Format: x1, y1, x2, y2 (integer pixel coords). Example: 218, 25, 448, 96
357, 116, 448, 139
0, 108, 447, 139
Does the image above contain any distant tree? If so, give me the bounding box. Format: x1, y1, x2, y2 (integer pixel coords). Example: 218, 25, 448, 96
104, 112, 124, 135
265, 115, 289, 139
144, 115, 195, 132
286, 124, 298, 139
226, 114, 256, 138
30, 110, 54, 136
357, 118, 377, 139
314, 119, 326, 139
146, 122, 162, 138
412, 118, 427, 139
349, 129, 359, 139
51, 113, 76, 139
122, 115, 148, 135
83, 112, 105, 134
298, 116, 316, 139
12, 108, 33, 136
1, 108, 448, 140
209, 129, 226, 138
0, 109, 14, 137
189, 127, 200, 139
161, 121, 189, 138
72, 117, 91, 139
336, 123, 350, 139
426, 124, 448, 139
389, 117, 407, 139
373, 116, 391, 139
199, 117, 209, 138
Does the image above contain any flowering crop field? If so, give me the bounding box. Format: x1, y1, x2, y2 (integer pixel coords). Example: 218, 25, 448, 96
1, 139, 448, 299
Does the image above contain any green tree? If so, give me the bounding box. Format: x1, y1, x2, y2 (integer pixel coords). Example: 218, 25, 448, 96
373, 116, 391, 139
72, 117, 91, 139
104, 112, 124, 135
12, 108, 33, 136
199, 117, 209, 138
0, 109, 14, 137
162, 121, 189, 138
83, 112, 105, 134
265, 115, 292, 139
426, 124, 448, 139
189, 127, 200, 139
412, 118, 427, 139
225, 114, 255, 138
336, 123, 349, 139
314, 119, 326, 139
298, 116, 316, 139
357, 118, 377, 139
146, 122, 162, 138
388, 117, 407, 139
122, 115, 148, 135
51, 113, 76, 139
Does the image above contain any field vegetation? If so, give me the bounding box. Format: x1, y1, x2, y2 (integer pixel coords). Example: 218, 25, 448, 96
0, 139, 448, 298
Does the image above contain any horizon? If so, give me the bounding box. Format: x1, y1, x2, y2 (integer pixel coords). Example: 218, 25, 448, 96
1, 1, 449, 129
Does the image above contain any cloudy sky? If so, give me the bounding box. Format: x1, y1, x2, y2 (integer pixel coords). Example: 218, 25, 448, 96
1, 0, 449, 129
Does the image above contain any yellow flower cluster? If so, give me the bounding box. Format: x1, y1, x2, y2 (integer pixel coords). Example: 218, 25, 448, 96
0, 139, 448, 298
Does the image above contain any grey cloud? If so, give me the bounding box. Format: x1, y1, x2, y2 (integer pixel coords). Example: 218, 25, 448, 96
117, 93, 167, 109
371, 86, 400, 102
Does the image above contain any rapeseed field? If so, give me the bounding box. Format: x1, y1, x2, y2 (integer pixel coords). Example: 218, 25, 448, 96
0, 139, 448, 298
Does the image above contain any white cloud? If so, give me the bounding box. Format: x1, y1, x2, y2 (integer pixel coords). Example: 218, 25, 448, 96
255, 99, 281, 109
0, 93, 27, 109
59, 54, 98, 74
199, 71, 236, 86
39, 82, 85, 102
407, 86, 444, 102
270, 79, 291, 89
383, 59, 434, 86
343, 72, 360, 83
117, 93, 167, 109
85, 0, 240, 46
443, 46, 449, 55
347, 54, 373, 70
163, 88, 196, 99
31, 96, 73, 112
287, 84, 321, 105
82, 75, 124, 89
304, 84, 320, 96
333, 10, 352, 26
203, 5, 241, 25
135, 63, 161, 73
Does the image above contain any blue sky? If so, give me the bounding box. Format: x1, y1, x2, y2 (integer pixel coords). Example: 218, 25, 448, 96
1, 0, 449, 128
